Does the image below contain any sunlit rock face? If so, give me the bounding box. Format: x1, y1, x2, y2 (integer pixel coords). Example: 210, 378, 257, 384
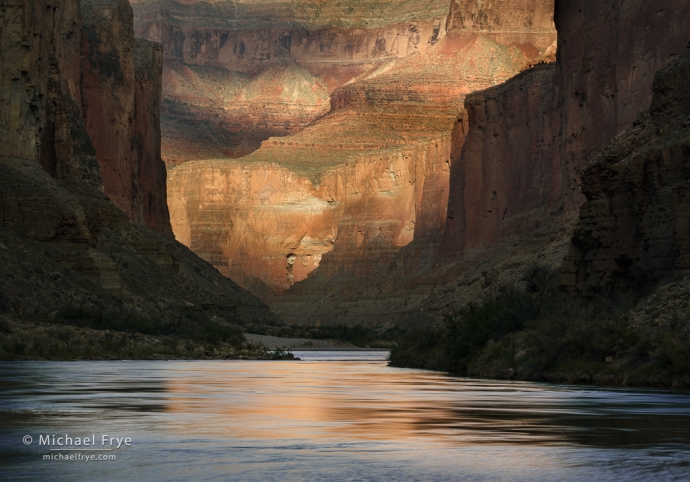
269, 0, 690, 325
131, 0, 454, 163
167, 1, 558, 302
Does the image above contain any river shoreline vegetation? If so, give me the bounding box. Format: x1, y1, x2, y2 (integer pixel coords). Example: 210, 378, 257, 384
0, 294, 395, 359
0, 307, 299, 360
389, 265, 690, 388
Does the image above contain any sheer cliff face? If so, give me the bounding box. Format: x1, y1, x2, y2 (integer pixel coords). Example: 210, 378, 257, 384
562, 45, 690, 294
80, 0, 172, 236
440, 63, 564, 258
0, 0, 170, 236
0, 0, 277, 325
0, 0, 95, 182
554, 0, 690, 178
440, 0, 690, 261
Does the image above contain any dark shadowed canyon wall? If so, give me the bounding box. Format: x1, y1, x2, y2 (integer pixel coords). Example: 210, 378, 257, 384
439, 0, 690, 262
562, 44, 690, 294
0, 0, 277, 325
1, 0, 171, 236
80, 0, 172, 236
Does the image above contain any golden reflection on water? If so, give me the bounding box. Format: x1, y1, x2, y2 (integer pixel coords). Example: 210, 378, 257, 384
160, 358, 690, 448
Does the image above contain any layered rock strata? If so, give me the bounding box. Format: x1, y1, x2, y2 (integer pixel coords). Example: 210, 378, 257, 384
562, 44, 690, 294
160, 59, 330, 164
0, 0, 277, 325
131, 0, 454, 162
80, 0, 172, 235
168, 10, 556, 305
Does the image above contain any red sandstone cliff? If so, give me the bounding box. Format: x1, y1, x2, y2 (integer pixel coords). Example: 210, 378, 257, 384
439, 0, 690, 262
81, 0, 172, 236
276, 0, 690, 325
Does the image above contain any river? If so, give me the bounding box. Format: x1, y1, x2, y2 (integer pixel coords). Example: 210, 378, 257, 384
1, 351, 690, 480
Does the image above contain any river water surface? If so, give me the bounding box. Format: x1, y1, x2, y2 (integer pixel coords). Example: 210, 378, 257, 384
2, 351, 690, 480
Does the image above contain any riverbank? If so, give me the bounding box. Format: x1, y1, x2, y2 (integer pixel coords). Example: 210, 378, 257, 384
389, 267, 690, 390
0, 315, 293, 361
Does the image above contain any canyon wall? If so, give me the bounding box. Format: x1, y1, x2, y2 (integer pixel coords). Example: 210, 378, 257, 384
131, 0, 452, 75
439, 63, 564, 258
447, 0, 556, 52
0, 0, 277, 325
440, 0, 690, 262
274, 0, 690, 325
0, 0, 171, 236
81, 0, 172, 236
562, 44, 690, 294
168, 0, 558, 313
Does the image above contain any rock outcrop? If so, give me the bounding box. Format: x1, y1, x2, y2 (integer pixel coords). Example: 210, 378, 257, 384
439, 62, 565, 258
275, 0, 689, 325
562, 44, 690, 294
440, 0, 690, 261
0, 0, 278, 326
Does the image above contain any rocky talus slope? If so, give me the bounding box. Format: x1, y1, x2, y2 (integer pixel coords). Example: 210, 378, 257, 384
0, 0, 278, 327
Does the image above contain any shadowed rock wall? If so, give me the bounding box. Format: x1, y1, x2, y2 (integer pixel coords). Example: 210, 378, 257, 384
0, 0, 277, 325
273, 0, 690, 325
562, 44, 690, 293
440, 0, 690, 262
81, 0, 172, 236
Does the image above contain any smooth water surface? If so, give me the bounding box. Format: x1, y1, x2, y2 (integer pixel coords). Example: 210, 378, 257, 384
1, 351, 690, 481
